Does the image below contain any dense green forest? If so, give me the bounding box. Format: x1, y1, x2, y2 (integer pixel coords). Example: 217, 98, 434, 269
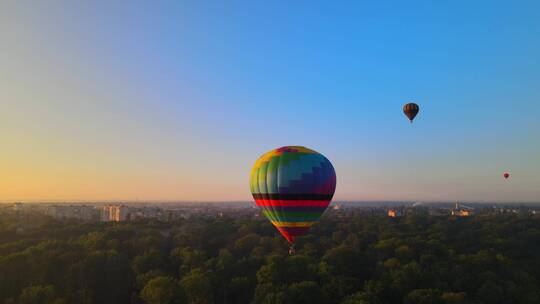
1, 211, 540, 304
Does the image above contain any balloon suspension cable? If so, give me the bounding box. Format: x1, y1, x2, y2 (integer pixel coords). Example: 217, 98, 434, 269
288, 244, 296, 256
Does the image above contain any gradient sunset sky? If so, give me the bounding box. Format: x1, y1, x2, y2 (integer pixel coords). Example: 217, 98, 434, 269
1, 1, 539, 202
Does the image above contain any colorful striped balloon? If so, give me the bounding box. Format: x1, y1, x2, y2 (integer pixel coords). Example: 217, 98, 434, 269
250, 146, 337, 244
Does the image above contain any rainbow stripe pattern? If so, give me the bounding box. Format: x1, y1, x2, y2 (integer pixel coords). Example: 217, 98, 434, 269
250, 146, 337, 244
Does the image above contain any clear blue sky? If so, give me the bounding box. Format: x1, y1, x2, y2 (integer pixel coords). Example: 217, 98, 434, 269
1, 1, 539, 202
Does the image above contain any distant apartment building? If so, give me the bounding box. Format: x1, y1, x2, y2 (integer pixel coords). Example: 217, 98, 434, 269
388, 209, 403, 217
428, 208, 450, 216
101, 205, 129, 222
46, 205, 100, 221
452, 203, 474, 217
12, 202, 24, 211
452, 209, 472, 217
129, 207, 162, 221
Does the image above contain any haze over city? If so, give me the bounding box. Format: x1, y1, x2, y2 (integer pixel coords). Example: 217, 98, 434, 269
1, 1, 540, 203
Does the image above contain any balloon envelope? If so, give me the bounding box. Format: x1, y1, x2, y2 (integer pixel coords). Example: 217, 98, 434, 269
403, 102, 420, 122
250, 146, 336, 244
504, 172, 510, 179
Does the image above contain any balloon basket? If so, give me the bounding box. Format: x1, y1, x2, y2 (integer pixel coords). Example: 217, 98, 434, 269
288, 244, 296, 255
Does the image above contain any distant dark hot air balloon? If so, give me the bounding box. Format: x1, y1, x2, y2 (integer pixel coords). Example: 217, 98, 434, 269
250, 146, 336, 254
503, 172, 510, 179
403, 102, 420, 123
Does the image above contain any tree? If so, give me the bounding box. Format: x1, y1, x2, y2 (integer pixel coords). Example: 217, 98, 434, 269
79, 250, 133, 304
341, 291, 382, 304
170, 247, 206, 275
227, 276, 252, 304
2, 211, 540, 304
287, 281, 328, 304
132, 249, 166, 275
179, 268, 214, 304
475, 281, 505, 304
405, 289, 442, 304
19, 285, 64, 304
234, 234, 260, 256
440, 292, 467, 304
140, 276, 184, 304
319, 246, 367, 300
320, 246, 368, 278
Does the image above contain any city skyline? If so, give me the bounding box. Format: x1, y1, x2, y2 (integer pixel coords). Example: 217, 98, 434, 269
1, 1, 540, 202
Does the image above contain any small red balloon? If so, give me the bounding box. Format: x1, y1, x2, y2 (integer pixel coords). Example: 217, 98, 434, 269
503, 172, 510, 179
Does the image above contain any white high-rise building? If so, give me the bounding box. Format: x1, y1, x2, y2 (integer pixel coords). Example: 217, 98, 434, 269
101, 205, 129, 221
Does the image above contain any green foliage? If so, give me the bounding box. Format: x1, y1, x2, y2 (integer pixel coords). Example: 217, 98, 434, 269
179, 268, 214, 304
1, 212, 540, 303
405, 288, 442, 304
133, 249, 167, 274
140, 276, 184, 304
341, 290, 382, 304
19, 285, 64, 304
287, 281, 328, 304
440, 292, 467, 304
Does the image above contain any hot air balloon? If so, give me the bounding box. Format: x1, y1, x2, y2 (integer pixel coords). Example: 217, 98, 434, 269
403, 102, 420, 123
503, 172, 510, 179
250, 146, 336, 254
